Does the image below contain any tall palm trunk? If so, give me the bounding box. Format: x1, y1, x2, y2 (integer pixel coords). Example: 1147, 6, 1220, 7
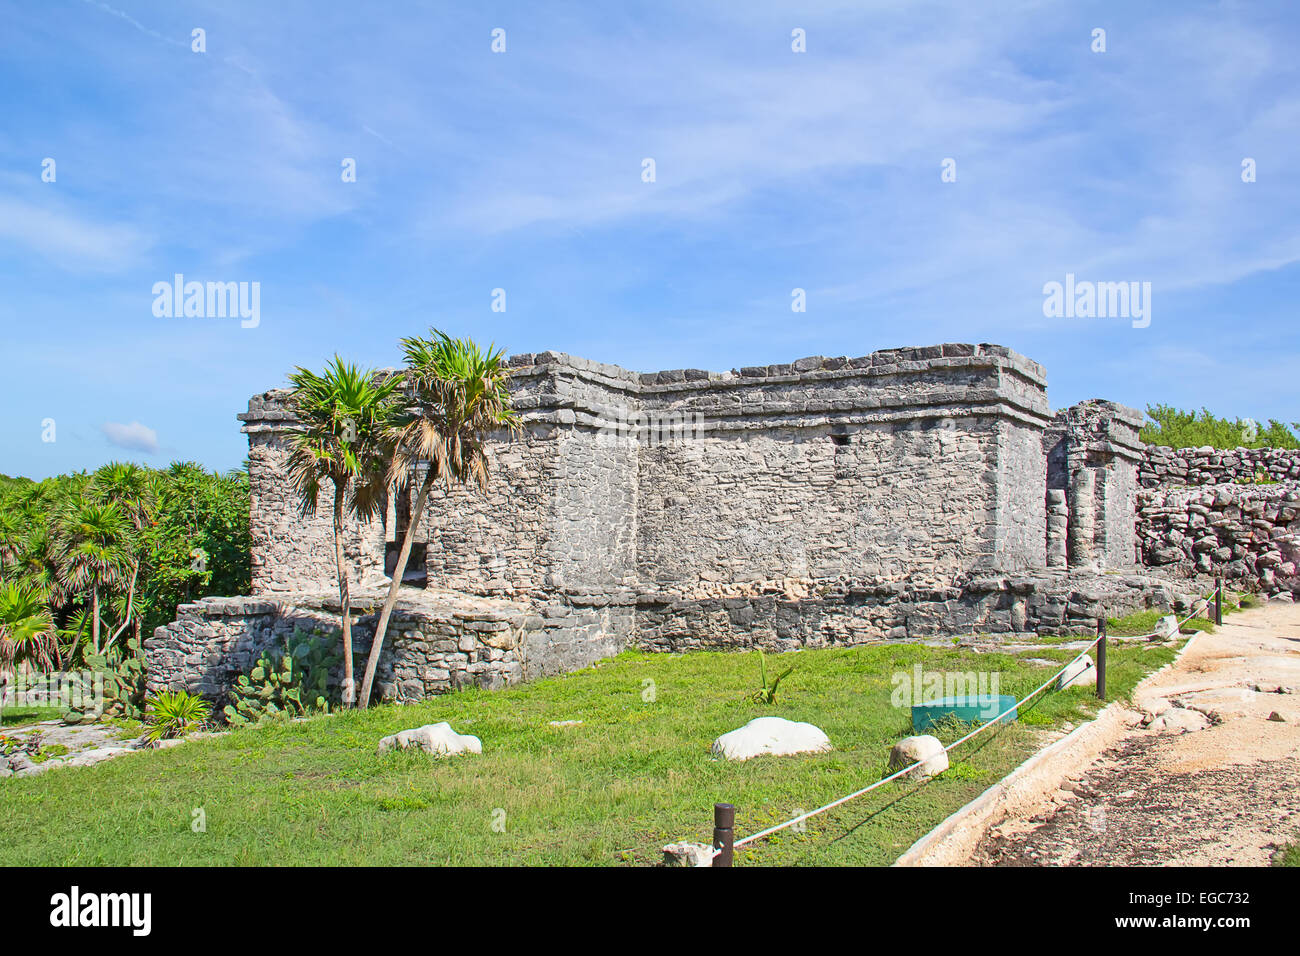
358, 468, 436, 706
332, 481, 355, 707
91, 586, 100, 654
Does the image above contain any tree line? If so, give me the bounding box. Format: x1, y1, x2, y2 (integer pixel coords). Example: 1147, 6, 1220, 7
0, 463, 250, 679
1141, 405, 1299, 450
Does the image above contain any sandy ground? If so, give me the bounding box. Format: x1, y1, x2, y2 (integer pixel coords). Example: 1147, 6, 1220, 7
970, 601, 1300, 866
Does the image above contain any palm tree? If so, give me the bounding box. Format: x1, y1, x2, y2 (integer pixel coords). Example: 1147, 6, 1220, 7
54, 498, 131, 655
0, 580, 59, 674
0, 509, 24, 578
92, 463, 157, 648
14, 524, 63, 604
285, 356, 403, 707
357, 330, 519, 707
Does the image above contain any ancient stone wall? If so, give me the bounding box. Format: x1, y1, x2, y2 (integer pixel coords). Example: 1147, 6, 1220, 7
240, 392, 387, 594
418, 344, 1054, 597
145, 590, 628, 703
1141, 446, 1300, 488
172, 342, 1249, 701
1044, 401, 1145, 570
1136, 484, 1300, 597
241, 344, 1056, 602
634, 570, 1191, 650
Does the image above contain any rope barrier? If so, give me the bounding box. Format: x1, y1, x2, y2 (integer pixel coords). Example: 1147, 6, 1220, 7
691, 581, 1224, 862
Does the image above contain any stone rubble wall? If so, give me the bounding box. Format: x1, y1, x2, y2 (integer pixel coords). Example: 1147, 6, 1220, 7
1141, 446, 1300, 488
1136, 484, 1300, 597
1043, 400, 1146, 571
633, 570, 1194, 651
426, 343, 1054, 598
240, 343, 1057, 603
145, 590, 629, 704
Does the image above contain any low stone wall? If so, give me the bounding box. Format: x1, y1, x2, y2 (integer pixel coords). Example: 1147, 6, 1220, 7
1141, 446, 1300, 488
1136, 484, 1300, 596
632, 570, 1191, 651
145, 589, 629, 704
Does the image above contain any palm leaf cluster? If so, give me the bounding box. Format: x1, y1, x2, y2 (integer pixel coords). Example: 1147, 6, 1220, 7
284, 331, 520, 708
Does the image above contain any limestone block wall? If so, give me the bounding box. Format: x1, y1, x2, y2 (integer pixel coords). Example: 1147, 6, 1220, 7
417, 425, 564, 597
1045, 400, 1144, 570
1141, 446, 1300, 487
145, 591, 628, 703
240, 392, 387, 594
1136, 484, 1300, 596
635, 420, 999, 589
394, 343, 1055, 598
634, 570, 1187, 651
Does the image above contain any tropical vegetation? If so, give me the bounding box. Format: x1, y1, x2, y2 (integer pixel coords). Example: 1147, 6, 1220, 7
284, 357, 404, 707
0, 463, 250, 717
1141, 404, 1299, 450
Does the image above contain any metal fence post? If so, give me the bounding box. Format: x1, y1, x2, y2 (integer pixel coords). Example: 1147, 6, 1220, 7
712, 803, 735, 867
1096, 619, 1107, 700
1214, 577, 1223, 626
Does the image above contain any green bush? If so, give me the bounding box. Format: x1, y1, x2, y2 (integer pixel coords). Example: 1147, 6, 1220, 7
1141, 405, 1299, 450
223, 629, 340, 726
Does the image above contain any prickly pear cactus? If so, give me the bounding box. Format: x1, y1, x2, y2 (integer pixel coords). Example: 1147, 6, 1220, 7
223, 629, 340, 726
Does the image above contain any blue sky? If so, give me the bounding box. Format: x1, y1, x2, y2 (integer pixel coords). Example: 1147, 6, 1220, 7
2, 0, 1297, 479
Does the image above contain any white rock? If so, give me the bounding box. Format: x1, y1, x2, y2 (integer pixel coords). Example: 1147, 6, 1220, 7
889, 734, 949, 780
662, 842, 714, 867
548, 720, 583, 727
377, 722, 482, 758
359, 568, 394, 589
711, 716, 832, 761
1153, 614, 1179, 640
1057, 655, 1097, 689
1142, 697, 1172, 718
1147, 708, 1210, 733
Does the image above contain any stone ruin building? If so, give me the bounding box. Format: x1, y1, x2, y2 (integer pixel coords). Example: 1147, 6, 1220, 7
147, 343, 1300, 703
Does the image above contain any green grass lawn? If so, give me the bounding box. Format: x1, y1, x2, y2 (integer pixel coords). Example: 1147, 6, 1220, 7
1, 705, 63, 728
0, 639, 1180, 867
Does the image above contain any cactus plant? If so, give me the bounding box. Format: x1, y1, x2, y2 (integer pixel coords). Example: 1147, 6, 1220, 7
223, 629, 340, 726
63, 636, 147, 722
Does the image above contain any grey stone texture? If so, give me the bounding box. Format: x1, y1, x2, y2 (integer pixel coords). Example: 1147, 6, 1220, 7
1136, 484, 1300, 597
240, 393, 387, 594
1041, 400, 1145, 570
1141, 446, 1300, 487
145, 589, 626, 702
244, 343, 1056, 601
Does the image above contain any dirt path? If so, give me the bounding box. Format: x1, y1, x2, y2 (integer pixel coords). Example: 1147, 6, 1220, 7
970, 601, 1300, 866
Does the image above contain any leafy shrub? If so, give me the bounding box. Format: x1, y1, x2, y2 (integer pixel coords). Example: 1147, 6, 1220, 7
1140, 405, 1299, 450
223, 629, 340, 726
143, 690, 211, 743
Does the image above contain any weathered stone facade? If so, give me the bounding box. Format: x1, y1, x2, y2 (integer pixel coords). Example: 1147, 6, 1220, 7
149, 343, 1195, 702
1042, 400, 1145, 569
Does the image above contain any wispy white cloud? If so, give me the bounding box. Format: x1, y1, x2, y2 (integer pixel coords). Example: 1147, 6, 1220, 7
0, 195, 150, 271
101, 421, 159, 453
